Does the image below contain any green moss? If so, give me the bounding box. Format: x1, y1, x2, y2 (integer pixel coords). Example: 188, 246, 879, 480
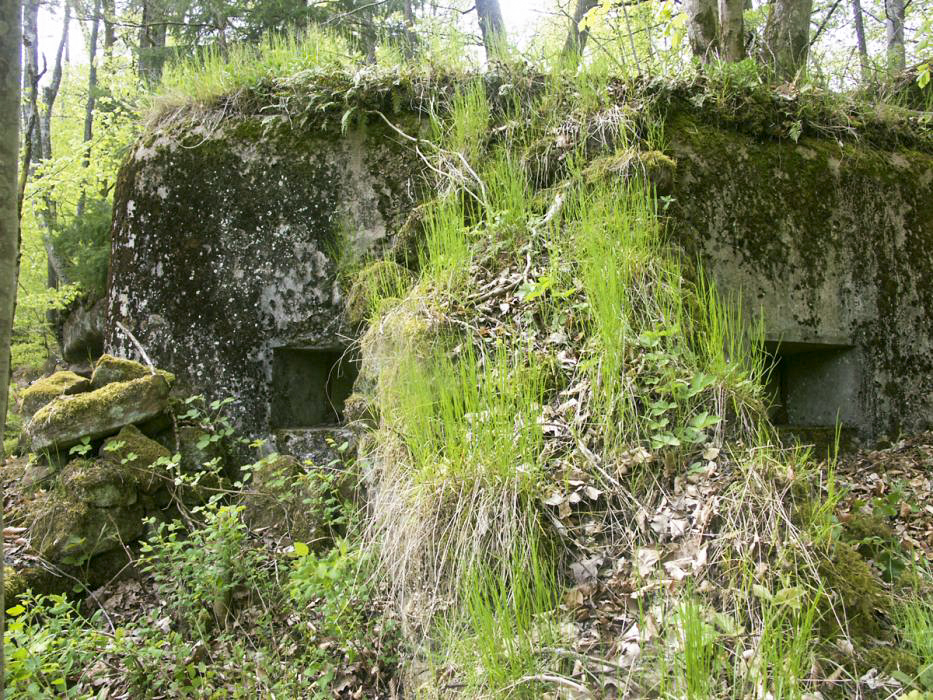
27, 488, 145, 564
583, 149, 677, 194
840, 510, 899, 565
18, 371, 90, 418
60, 458, 138, 508
861, 646, 920, 676
26, 374, 173, 452
4, 565, 25, 600
91, 354, 174, 389
100, 424, 172, 493
817, 541, 884, 638
3, 436, 18, 456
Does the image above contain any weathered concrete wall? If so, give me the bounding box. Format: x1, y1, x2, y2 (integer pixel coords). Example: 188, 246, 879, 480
107, 115, 422, 438
108, 99, 933, 444
666, 116, 933, 439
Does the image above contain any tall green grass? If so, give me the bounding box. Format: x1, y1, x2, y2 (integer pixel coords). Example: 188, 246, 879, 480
157, 28, 355, 107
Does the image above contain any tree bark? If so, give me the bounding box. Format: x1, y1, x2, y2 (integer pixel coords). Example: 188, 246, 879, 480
884, 0, 905, 75
40, 2, 70, 289
475, 0, 507, 61
76, 0, 100, 220
718, 0, 745, 62
763, 0, 813, 79
102, 0, 115, 59
1, 0, 23, 667
851, 0, 870, 82
138, 0, 168, 84
562, 0, 598, 60
685, 0, 719, 60
20, 0, 41, 212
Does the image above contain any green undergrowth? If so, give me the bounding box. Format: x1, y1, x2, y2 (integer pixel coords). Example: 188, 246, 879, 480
3, 400, 402, 698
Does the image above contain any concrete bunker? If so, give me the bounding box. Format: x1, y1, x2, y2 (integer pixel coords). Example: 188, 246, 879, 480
764, 339, 863, 432
270, 346, 357, 429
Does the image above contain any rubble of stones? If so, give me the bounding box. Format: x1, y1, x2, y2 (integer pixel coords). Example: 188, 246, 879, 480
4, 355, 229, 597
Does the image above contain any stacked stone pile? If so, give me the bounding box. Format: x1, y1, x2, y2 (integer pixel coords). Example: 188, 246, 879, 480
5, 355, 227, 595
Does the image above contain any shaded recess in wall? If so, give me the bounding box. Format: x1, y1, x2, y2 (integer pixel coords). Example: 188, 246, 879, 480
764, 339, 862, 429
270, 347, 358, 428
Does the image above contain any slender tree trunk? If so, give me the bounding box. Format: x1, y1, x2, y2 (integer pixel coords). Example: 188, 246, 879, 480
138, 0, 168, 85
40, 2, 68, 162
562, 0, 598, 60
475, 0, 507, 61
763, 0, 813, 79
20, 0, 41, 213
102, 0, 115, 60
718, 0, 745, 61
685, 0, 719, 60
1, 0, 24, 673
850, 0, 870, 82
884, 0, 905, 75
76, 0, 100, 220
40, 2, 70, 290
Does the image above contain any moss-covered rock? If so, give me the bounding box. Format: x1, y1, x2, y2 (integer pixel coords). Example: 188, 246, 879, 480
90, 354, 174, 389
18, 371, 91, 419
100, 424, 172, 493
174, 425, 228, 504
242, 454, 333, 545
583, 149, 677, 195
60, 459, 138, 508
28, 490, 144, 564
24, 374, 172, 453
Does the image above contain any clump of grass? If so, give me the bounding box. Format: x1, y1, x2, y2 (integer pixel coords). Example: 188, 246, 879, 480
156, 27, 355, 109
365, 339, 552, 613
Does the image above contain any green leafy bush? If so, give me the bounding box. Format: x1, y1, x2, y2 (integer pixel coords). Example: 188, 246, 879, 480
52, 198, 112, 299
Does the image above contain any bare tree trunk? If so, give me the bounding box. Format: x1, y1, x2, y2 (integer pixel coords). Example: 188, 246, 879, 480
40, 1, 68, 163
138, 0, 168, 84
718, 0, 745, 61
76, 0, 100, 220
102, 0, 115, 59
884, 0, 905, 75
850, 0, 870, 82
685, 0, 719, 60
475, 0, 507, 61
763, 0, 813, 79
1, 0, 24, 670
20, 0, 42, 213
562, 0, 598, 60
40, 2, 70, 289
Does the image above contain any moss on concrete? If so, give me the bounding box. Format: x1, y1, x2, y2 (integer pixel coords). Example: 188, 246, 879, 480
242, 454, 332, 545
583, 149, 677, 194
28, 489, 144, 564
